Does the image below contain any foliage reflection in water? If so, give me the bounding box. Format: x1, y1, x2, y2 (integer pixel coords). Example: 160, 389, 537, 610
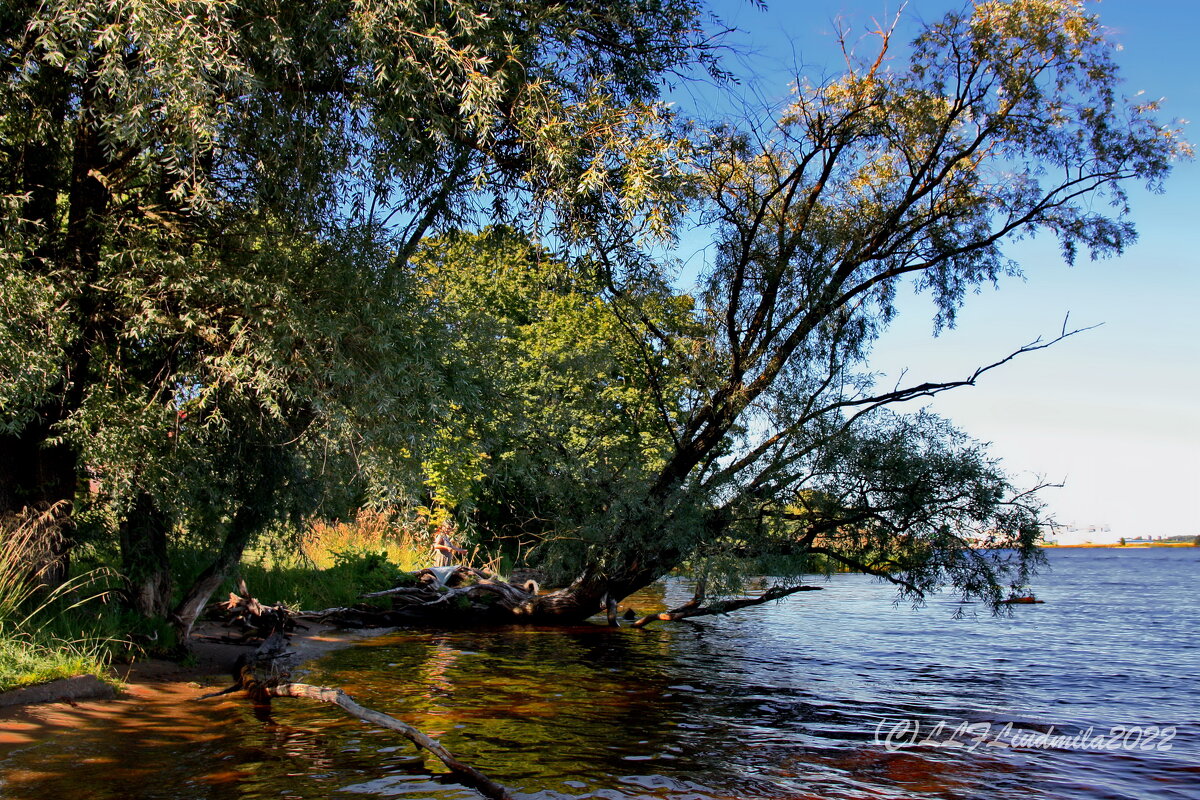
1, 548, 1197, 799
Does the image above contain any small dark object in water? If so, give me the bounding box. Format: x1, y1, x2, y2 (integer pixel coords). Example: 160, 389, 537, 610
622, 608, 636, 621
1001, 595, 1044, 605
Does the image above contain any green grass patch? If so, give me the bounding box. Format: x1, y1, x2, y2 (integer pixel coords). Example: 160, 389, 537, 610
0, 634, 114, 693
1, 506, 120, 693
221, 509, 435, 609
230, 549, 418, 610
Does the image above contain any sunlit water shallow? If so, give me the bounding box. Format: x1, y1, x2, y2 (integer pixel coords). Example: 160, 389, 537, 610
2, 547, 1197, 799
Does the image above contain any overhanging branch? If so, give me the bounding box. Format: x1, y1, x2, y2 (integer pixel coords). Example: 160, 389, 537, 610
708, 319, 1096, 490
807, 546, 923, 595
632, 583, 823, 628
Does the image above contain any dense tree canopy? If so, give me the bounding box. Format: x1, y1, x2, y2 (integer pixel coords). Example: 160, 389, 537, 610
0, 0, 716, 631
0, 0, 1187, 630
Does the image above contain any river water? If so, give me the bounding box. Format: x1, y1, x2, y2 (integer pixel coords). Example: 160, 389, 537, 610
2, 547, 1197, 799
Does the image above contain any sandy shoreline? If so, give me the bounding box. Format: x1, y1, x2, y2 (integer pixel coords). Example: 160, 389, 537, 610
0, 621, 398, 749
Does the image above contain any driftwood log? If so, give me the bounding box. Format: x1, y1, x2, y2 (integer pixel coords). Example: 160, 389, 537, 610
351, 567, 543, 623
201, 579, 297, 642
265, 684, 512, 800
206, 569, 545, 632
213, 633, 514, 800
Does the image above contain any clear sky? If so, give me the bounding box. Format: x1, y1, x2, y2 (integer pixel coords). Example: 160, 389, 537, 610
676, 0, 1199, 543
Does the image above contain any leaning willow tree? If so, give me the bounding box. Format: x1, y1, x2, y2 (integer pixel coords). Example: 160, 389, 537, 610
424, 0, 1187, 622
0, 0, 718, 635
0, 0, 1186, 632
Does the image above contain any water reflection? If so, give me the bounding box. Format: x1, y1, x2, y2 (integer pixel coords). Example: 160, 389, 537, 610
1, 548, 1197, 799
314, 624, 698, 790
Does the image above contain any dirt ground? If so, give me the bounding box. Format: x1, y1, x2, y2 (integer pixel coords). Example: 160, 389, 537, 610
0, 621, 397, 749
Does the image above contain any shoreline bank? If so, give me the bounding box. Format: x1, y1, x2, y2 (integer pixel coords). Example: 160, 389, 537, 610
1041, 542, 1195, 549
0, 621, 398, 750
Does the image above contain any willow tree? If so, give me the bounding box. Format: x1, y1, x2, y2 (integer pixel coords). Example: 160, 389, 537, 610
412, 0, 1185, 622
409, 227, 698, 539
0, 0, 715, 635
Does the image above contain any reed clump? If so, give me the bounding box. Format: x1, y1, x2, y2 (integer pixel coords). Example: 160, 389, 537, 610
0, 504, 114, 692
301, 509, 427, 572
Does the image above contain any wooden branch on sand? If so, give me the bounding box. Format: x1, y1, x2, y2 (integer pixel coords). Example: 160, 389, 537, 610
632, 584, 824, 628
210, 633, 514, 800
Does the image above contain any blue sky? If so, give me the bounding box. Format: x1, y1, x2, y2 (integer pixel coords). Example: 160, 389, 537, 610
676, 0, 1199, 542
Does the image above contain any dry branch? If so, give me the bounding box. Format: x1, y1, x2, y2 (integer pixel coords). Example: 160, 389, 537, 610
210, 633, 515, 800
359, 585, 440, 599
266, 683, 513, 800
205, 579, 296, 639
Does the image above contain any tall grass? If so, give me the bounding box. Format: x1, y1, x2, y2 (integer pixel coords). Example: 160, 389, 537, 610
0, 503, 63, 625
230, 509, 506, 610
227, 509, 425, 610
0, 504, 115, 692
301, 509, 427, 571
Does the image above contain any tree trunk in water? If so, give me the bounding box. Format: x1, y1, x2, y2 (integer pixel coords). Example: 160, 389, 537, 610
119, 491, 173, 618
524, 576, 610, 622
521, 505, 732, 623
517, 565, 671, 624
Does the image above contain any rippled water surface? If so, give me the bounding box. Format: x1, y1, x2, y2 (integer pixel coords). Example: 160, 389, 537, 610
2, 547, 1198, 799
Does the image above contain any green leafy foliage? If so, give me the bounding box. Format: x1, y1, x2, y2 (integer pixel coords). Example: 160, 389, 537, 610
409, 228, 704, 577
0, 0, 1187, 627
0, 0, 715, 627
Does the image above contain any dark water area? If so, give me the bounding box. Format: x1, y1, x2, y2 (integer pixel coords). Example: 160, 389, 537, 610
2, 547, 1198, 799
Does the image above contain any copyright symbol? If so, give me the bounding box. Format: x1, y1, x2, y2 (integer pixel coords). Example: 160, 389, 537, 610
875, 718, 918, 752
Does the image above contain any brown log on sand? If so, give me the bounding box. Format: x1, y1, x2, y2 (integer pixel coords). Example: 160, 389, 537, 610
209, 632, 515, 800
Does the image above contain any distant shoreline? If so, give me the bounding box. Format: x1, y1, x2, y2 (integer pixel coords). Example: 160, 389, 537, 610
1041, 542, 1196, 549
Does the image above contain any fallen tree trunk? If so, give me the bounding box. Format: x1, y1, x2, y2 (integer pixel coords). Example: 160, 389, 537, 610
207, 569, 823, 632
292, 605, 403, 628
214, 633, 515, 800
632, 584, 824, 628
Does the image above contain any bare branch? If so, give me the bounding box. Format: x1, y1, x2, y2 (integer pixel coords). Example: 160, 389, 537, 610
267, 683, 514, 800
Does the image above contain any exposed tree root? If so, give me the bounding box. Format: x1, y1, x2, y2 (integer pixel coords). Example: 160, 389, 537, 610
205, 578, 297, 639
632, 584, 824, 627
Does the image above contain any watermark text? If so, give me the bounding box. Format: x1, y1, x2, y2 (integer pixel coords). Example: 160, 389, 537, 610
873, 719, 1178, 753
